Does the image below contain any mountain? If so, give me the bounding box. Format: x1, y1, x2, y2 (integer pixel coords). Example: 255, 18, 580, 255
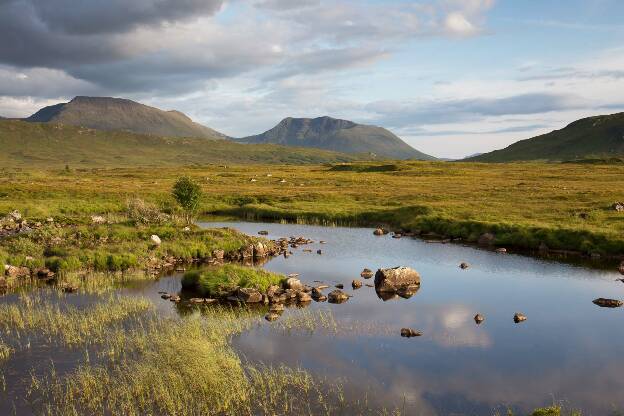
236, 116, 435, 160
25, 96, 226, 140
0, 119, 361, 167
467, 112, 624, 162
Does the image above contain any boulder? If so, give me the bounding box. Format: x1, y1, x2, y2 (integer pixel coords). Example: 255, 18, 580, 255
478, 232, 495, 246
360, 268, 374, 279
284, 277, 303, 291
150, 235, 162, 246
352, 279, 363, 289
474, 314, 485, 324
513, 313, 527, 323
593, 298, 623, 308
328, 289, 349, 304
237, 288, 263, 303
400, 328, 422, 338
374, 267, 420, 294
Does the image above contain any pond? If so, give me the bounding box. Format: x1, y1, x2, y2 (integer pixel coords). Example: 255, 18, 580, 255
206, 221, 624, 415
0, 221, 622, 415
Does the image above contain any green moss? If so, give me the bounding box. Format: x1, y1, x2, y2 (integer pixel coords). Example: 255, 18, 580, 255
182, 264, 284, 297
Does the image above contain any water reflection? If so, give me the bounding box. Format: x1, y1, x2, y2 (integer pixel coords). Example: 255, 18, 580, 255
202, 221, 624, 415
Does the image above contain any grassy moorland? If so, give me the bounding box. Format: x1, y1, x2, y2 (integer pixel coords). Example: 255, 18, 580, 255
1, 160, 623, 258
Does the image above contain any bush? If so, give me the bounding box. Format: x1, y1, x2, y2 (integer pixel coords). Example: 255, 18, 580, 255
172, 177, 202, 224
126, 198, 169, 225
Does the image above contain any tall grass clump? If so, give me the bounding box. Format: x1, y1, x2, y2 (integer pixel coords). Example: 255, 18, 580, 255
182, 264, 285, 297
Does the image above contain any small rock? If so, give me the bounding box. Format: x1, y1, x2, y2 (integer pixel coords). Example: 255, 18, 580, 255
495, 248, 507, 253
593, 298, 623, 308
212, 249, 225, 259
352, 279, 363, 289
150, 235, 162, 246
474, 314, 485, 324
328, 289, 349, 304
265, 313, 280, 322
400, 328, 422, 338
319, 241, 327, 244
459, 262, 470, 269
360, 268, 374, 279
513, 313, 527, 323
373, 228, 385, 236
335, 283, 344, 289
392, 233, 402, 239
189, 298, 205, 304
297, 291, 312, 303
258, 230, 269, 235
183, 226, 191, 232
618, 261, 624, 275
60, 284, 79, 293
237, 288, 263, 303
612, 202, 624, 212
169, 295, 181, 303
91, 215, 106, 224
317, 249, 323, 255
46, 217, 54, 223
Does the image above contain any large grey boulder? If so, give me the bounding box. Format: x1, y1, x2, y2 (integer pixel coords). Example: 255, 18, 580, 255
374, 267, 420, 294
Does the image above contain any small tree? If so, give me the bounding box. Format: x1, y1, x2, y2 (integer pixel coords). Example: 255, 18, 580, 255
172, 176, 202, 224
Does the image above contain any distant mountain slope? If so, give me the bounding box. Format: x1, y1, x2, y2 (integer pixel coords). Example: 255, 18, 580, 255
25, 96, 226, 140
467, 112, 624, 162
0, 120, 360, 167
237, 116, 435, 160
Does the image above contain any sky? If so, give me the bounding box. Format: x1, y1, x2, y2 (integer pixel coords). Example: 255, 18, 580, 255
1, 0, 624, 159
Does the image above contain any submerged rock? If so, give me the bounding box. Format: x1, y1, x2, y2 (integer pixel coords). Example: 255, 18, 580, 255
400, 328, 422, 338
374, 266, 420, 294
513, 313, 527, 323
593, 298, 624, 308
328, 289, 349, 304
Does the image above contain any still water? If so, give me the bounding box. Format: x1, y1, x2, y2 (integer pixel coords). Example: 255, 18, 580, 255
206, 222, 624, 415
0, 221, 622, 415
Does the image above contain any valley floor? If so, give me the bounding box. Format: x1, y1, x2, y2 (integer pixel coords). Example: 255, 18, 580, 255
1, 160, 623, 259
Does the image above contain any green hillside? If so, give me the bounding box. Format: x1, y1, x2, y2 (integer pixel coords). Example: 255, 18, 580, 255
468, 112, 624, 162
0, 120, 360, 167
26, 96, 227, 140
237, 116, 435, 160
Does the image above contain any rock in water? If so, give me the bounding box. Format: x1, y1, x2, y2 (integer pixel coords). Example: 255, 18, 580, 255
593, 298, 624, 308
352, 279, 363, 289
360, 268, 374, 279
373, 228, 385, 236
474, 314, 485, 324
400, 328, 422, 338
265, 313, 280, 322
374, 267, 420, 294
459, 262, 470, 269
237, 288, 263, 303
328, 289, 349, 304
513, 313, 527, 323
284, 277, 303, 291
619, 261, 624, 275
150, 234, 162, 246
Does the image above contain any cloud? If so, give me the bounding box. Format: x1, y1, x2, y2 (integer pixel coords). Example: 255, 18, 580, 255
365, 93, 584, 128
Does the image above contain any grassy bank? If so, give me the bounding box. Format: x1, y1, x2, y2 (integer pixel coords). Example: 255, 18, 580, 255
2, 161, 624, 258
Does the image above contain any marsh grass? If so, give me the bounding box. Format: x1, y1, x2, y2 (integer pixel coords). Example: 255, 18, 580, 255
0, 294, 152, 345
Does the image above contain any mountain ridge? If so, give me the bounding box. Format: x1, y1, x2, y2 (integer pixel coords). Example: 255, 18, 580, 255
25, 96, 227, 140
467, 112, 624, 162
237, 116, 435, 160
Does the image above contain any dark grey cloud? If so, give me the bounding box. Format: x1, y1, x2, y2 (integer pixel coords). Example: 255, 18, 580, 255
10, 0, 224, 35
366, 93, 584, 128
